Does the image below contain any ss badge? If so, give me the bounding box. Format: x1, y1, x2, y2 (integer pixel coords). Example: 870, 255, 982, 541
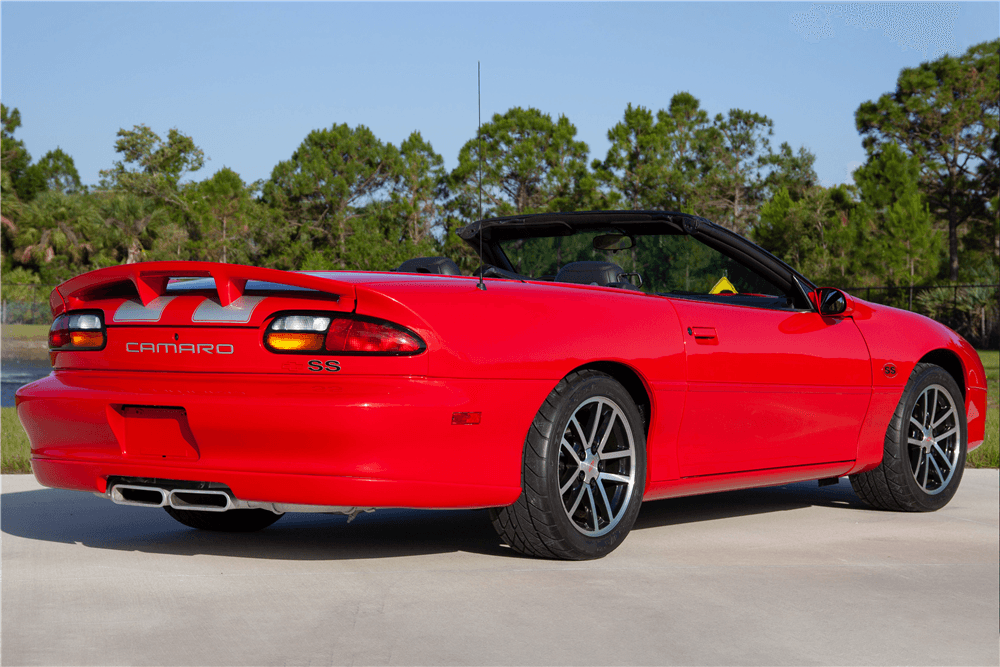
308, 360, 342, 372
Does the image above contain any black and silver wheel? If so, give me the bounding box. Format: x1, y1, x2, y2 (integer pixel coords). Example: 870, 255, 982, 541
490, 369, 646, 560
164, 506, 283, 532
850, 362, 966, 512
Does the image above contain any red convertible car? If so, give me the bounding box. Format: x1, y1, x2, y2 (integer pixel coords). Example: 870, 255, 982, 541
16, 211, 987, 559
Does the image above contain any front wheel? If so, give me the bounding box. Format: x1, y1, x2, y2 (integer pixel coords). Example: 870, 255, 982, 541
850, 363, 967, 512
490, 370, 646, 560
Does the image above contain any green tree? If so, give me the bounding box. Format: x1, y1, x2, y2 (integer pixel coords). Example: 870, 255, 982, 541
852, 142, 942, 288
101, 194, 166, 265
187, 167, 259, 263
755, 184, 859, 285
450, 107, 592, 221
390, 131, 447, 245
0, 104, 31, 198
263, 123, 399, 268
32, 148, 83, 195
761, 142, 819, 203
99, 125, 206, 210
693, 109, 776, 234
9, 191, 109, 283
855, 39, 999, 280
592, 103, 668, 210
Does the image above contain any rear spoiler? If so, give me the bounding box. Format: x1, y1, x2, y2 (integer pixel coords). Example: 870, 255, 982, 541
50, 262, 357, 317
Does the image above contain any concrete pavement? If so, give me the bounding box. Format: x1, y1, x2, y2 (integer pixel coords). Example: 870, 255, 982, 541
2, 471, 997, 666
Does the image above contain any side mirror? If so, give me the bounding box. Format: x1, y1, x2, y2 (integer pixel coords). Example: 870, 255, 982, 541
817, 287, 852, 316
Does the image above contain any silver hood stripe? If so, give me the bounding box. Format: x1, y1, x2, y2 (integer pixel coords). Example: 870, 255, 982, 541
191, 296, 266, 324
113, 297, 176, 323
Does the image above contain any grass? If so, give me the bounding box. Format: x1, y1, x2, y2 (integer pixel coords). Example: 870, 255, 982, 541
1, 407, 32, 474
1, 323, 51, 362
967, 349, 999, 468
1, 324, 50, 340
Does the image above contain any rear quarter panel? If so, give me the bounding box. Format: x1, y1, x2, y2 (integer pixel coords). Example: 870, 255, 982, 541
355, 277, 688, 481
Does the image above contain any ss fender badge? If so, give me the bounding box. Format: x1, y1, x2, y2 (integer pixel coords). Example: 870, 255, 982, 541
883, 363, 897, 378
308, 360, 342, 372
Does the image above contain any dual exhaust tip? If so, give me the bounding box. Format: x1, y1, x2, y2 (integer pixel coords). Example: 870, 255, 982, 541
110, 484, 234, 512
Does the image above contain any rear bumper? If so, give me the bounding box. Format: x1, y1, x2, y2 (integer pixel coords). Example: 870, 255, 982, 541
17, 370, 551, 508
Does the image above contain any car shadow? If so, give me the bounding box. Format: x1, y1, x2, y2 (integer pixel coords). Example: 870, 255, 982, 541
1, 480, 868, 561
633, 478, 868, 531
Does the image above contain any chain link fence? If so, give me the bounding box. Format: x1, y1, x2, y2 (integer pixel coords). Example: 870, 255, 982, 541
1, 284, 55, 326
3, 281, 999, 348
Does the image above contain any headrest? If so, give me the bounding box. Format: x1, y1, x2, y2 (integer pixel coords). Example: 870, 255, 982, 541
395, 257, 463, 276
554, 261, 625, 286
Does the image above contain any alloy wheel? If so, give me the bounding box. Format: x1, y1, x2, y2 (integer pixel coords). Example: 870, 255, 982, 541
907, 384, 961, 495
557, 397, 637, 537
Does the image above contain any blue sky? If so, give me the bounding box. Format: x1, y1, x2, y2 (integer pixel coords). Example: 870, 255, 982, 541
2, 2, 997, 190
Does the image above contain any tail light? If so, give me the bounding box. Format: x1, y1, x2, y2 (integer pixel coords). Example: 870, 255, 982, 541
49, 311, 107, 352
264, 314, 425, 356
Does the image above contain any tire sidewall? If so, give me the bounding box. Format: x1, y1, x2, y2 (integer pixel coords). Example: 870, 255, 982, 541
541, 374, 647, 558
893, 366, 967, 511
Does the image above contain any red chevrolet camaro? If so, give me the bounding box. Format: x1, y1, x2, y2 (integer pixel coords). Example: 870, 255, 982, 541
16, 211, 988, 559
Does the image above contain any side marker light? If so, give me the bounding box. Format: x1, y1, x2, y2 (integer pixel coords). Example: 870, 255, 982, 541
451, 412, 482, 426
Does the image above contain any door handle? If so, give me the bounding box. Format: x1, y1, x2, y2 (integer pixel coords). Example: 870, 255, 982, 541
687, 326, 718, 341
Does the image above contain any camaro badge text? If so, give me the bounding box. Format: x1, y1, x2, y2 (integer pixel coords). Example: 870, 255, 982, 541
126, 342, 235, 354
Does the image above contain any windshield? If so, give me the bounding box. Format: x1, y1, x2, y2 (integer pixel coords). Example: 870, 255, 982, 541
498, 230, 784, 297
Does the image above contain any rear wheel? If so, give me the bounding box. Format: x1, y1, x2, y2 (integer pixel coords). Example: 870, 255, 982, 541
490, 369, 646, 560
850, 363, 966, 512
164, 506, 283, 532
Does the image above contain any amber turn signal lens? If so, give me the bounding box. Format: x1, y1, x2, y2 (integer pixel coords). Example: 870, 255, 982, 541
266, 332, 325, 351
70, 331, 105, 348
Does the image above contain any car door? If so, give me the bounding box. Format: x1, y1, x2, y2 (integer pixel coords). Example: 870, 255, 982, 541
669, 296, 872, 477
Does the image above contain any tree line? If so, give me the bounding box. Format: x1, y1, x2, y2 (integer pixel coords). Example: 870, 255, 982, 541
2, 40, 996, 302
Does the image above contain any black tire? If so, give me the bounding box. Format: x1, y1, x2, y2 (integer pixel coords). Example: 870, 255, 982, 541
850, 363, 967, 512
164, 506, 283, 532
490, 369, 646, 560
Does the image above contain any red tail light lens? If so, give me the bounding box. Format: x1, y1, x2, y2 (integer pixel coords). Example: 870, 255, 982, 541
325, 319, 423, 354
49, 311, 106, 351
265, 314, 425, 356
49, 315, 71, 348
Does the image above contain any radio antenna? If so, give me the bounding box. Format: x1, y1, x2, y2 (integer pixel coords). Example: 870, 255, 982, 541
476, 61, 486, 291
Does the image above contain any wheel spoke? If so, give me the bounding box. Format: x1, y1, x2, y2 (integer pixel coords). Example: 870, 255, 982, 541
931, 442, 953, 473
912, 450, 924, 479
597, 480, 615, 522
587, 401, 603, 449
570, 417, 588, 449
566, 484, 586, 516
907, 437, 924, 446
927, 388, 937, 428
922, 451, 930, 488
560, 474, 578, 495
596, 409, 618, 454
934, 427, 957, 442
561, 438, 582, 465
585, 486, 599, 531
928, 455, 944, 486
601, 448, 632, 460
932, 408, 954, 429
909, 416, 924, 431
599, 472, 630, 485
